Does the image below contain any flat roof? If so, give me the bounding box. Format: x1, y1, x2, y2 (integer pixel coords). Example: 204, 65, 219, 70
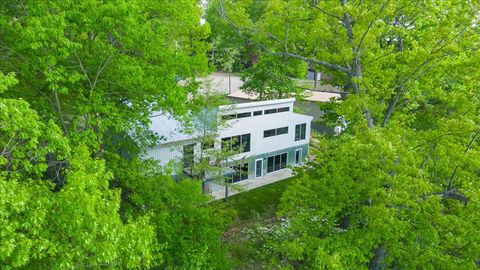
219, 98, 295, 111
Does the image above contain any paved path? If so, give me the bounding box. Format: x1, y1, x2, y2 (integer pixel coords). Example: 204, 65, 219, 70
208, 169, 294, 200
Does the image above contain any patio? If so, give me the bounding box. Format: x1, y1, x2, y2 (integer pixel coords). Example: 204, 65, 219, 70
207, 168, 294, 200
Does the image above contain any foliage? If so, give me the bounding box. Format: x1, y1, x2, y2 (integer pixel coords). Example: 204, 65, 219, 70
0, 0, 209, 151
277, 127, 480, 269
209, 0, 480, 268
1, 74, 155, 268
0, 0, 232, 267
122, 168, 234, 269
241, 56, 305, 100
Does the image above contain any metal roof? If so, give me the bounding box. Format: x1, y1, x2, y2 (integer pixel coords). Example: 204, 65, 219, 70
149, 113, 197, 145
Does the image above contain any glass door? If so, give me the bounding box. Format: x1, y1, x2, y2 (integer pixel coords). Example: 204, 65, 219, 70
255, 159, 263, 178
295, 149, 302, 165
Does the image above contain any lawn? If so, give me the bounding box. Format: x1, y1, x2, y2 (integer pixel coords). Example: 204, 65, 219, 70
224, 176, 296, 220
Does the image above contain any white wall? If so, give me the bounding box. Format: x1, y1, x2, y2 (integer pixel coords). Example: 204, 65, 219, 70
144, 143, 183, 169
145, 99, 313, 170
219, 111, 312, 160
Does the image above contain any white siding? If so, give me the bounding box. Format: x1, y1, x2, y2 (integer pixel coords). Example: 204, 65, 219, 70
219, 111, 311, 160
144, 143, 183, 168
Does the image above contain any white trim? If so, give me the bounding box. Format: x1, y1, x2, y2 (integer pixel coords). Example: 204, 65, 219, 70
218, 98, 295, 111
295, 148, 302, 165
255, 158, 263, 179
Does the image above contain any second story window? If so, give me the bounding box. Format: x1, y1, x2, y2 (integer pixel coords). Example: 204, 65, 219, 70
264, 126, 289, 138
221, 133, 251, 153
295, 123, 306, 141
264, 107, 290, 115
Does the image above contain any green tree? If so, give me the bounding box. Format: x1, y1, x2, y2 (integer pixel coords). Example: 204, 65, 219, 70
1, 73, 155, 268
241, 56, 305, 100
0, 0, 209, 152
209, 0, 480, 268
0, 1, 233, 268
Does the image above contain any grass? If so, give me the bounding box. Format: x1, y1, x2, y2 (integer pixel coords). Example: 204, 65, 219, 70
224, 176, 296, 220
217, 177, 297, 269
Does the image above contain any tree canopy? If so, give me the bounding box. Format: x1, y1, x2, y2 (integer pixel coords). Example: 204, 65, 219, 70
1, 1, 231, 269
208, 0, 480, 268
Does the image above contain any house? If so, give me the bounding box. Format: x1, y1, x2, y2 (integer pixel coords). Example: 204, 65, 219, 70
144, 98, 313, 187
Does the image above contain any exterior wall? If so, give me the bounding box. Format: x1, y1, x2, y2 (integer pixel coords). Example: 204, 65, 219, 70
146, 98, 313, 180
218, 112, 311, 161
143, 143, 184, 173
244, 143, 309, 180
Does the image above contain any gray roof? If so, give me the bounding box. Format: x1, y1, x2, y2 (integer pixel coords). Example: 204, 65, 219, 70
150, 113, 197, 144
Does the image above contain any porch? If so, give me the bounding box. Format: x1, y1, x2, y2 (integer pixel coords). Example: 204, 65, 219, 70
207, 168, 294, 200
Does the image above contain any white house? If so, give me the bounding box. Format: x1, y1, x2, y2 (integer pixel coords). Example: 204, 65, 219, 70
144, 98, 313, 184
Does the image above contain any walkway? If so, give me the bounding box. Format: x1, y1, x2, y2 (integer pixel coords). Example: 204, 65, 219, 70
208, 168, 294, 200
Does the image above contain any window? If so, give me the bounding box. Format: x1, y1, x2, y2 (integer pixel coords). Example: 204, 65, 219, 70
264, 108, 277, 114
201, 139, 214, 151
241, 134, 251, 152
264, 107, 289, 115
263, 129, 276, 138
221, 112, 252, 120
221, 133, 251, 153
253, 110, 263, 116
295, 123, 307, 141
267, 153, 288, 173
277, 127, 288, 135
229, 162, 249, 183
295, 149, 302, 165
264, 127, 289, 138
237, 112, 251, 118
221, 114, 236, 120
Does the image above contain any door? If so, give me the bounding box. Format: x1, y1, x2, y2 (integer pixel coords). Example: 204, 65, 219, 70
267, 153, 288, 173
295, 149, 302, 165
255, 159, 263, 178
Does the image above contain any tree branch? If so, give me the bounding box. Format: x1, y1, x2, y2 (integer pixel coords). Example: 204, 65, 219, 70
447, 129, 480, 190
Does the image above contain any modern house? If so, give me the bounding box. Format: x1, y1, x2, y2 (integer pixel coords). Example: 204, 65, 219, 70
144, 98, 313, 187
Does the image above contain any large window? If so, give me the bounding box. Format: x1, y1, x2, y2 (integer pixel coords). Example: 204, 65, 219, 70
264, 127, 289, 138
221, 133, 251, 153
295, 123, 307, 141
229, 162, 249, 183
267, 153, 287, 173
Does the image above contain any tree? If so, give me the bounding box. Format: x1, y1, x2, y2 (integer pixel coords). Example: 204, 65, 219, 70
0, 1, 233, 268
209, 0, 479, 127
0, 0, 209, 155
209, 0, 480, 268
0, 73, 155, 268
184, 89, 248, 201
241, 56, 305, 100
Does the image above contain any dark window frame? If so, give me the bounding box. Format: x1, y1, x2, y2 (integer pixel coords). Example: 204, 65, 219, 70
264, 126, 289, 138
253, 110, 263, 116
236, 112, 251, 118
295, 123, 307, 141
221, 133, 251, 153
267, 153, 288, 173
264, 108, 277, 114
229, 162, 249, 183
